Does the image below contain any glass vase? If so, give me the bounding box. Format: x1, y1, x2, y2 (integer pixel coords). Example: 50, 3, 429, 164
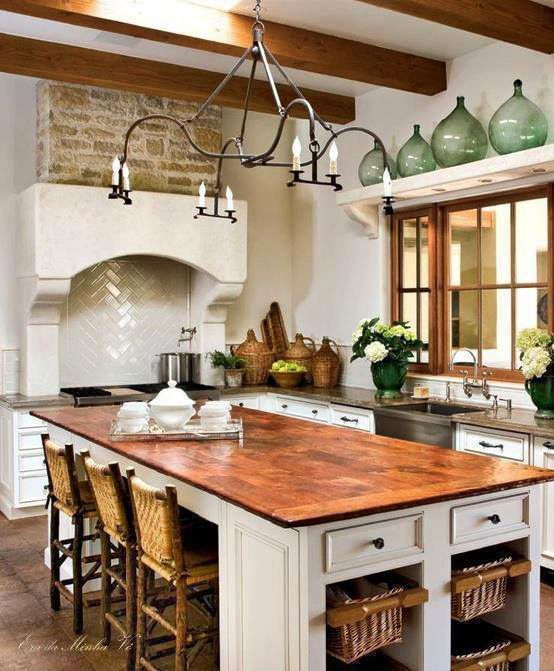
431, 96, 488, 168
525, 373, 554, 418
397, 124, 436, 178
489, 79, 548, 155
371, 360, 407, 399
358, 141, 398, 186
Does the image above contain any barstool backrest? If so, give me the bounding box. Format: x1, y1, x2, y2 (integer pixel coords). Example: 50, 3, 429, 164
127, 470, 184, 577
82, 451, 133, 542
41, 435, 81, 508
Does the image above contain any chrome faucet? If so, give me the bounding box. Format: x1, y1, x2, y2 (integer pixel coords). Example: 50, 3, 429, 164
177, 326, 197, 349
449, 348, 480, 398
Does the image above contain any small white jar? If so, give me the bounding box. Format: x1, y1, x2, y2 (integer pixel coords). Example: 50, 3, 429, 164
149, 381, 195, 430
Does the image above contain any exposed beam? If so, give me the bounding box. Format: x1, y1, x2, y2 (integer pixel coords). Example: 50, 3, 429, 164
0, 32, 355, 124
357, 0, 554, 54
0, 0, 446, 95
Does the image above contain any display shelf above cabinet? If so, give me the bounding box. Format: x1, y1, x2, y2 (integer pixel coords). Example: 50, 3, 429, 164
337, 144, 554, 238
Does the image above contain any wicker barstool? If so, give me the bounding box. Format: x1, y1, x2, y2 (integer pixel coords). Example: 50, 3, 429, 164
41, 435, 101, 634
127, 469, 219, 671
82, 451, 137, 671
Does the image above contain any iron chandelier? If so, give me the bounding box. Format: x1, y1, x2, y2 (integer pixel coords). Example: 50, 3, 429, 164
108, 0, 394, 220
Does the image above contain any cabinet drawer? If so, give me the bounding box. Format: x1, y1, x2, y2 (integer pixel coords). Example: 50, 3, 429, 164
325, 514, 423, 573
275, 396, 329, 423
18, 431, 45, 452
17, 472, 48, 505
458, 425, 528, 463
17, 412, 47, 429
330, 405, 373, 432
227, 395, 260, 410
18, 450, 46, 473
451, 493, 529, 544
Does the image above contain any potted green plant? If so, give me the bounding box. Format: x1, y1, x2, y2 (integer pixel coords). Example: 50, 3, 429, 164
209, 350, 246, 388
351, 317, 422, 399
517, 328, 554, 418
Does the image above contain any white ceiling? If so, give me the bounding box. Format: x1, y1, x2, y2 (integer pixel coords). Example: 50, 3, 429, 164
0, 1, 498, 98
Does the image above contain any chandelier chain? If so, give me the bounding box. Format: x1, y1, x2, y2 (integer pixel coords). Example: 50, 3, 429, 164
253, 0, 262, 22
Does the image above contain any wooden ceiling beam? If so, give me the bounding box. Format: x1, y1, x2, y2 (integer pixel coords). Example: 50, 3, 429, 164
357, 0, 554, 54
0, 32, 355, 124
0, 0, 446, 95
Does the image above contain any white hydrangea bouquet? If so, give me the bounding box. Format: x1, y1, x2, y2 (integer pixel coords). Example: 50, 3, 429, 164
517, 327, 554, 418
351, 317, 422, 398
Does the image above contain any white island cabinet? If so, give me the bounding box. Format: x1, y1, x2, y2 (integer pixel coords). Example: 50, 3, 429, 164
33, 405, 553, 671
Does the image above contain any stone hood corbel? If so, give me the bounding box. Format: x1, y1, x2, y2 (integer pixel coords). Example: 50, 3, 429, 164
16, 183, 247, 396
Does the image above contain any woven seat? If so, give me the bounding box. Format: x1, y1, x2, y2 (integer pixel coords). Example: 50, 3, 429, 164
42, 435, 101, 635
128, 469, 219, 671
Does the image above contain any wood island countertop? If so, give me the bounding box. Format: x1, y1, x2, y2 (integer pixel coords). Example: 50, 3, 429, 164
32, 405, 554, 528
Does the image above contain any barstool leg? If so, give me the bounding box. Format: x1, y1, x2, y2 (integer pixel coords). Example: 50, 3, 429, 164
49, 505, 61, 611
136, 560, 148, 671
100, 528, 112, 645
125, 544, 137, 671
175, 576, 187, 671
72, 513, 84, 635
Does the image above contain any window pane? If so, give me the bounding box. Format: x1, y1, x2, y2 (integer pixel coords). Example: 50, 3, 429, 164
420, 217, 429, 289
401, 219, 417, 288
482, 289, 511, 369
481, 204, 511, 285
450, 289, 478, 357
449, 209, 478, 286
516, 198, 548, 284
420, 292, 429, 363
401, 292, 418, 334
516, 287, 549, 339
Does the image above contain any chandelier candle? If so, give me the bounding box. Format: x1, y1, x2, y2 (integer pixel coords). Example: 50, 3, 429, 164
226, 186, 234, 211
292, 137, 302, 171
329, 141, 338, 175
122, 163, 130, 192
111, 156, 120, 186
198, 181, 206, 208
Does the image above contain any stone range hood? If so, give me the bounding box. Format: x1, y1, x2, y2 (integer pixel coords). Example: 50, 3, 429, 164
16, 183, 247, 396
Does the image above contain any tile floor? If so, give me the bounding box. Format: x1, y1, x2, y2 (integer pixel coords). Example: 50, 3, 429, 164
0, 513, 553, 669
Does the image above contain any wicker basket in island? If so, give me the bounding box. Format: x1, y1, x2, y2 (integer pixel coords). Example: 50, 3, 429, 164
233, 329, 274, 385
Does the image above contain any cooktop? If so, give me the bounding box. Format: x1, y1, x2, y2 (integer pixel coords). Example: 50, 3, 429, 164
60, 382, 219, 407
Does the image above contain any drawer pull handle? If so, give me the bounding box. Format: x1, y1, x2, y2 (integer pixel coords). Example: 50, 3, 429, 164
43, 484, 49, 491
488, 514, 501, 525
372, 537, 385, 550
238, 402, 244, 407
543, 441, 554, 450
282, 404, 288, 409
312, 409, 318, 415
340, 416, 359, 423
478, 441, 504, 450
42, 459, 46, 465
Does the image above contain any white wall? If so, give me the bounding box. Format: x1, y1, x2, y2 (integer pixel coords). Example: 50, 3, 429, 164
222, 108, 294, 345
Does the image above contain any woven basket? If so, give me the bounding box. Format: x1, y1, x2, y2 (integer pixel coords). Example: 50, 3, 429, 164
233, 329, 274, 386
452, 551, 512, 622
326, 575, 409, 664
452, 621, 513, 671
283, 333, 315, 383
312, 338, 341, 388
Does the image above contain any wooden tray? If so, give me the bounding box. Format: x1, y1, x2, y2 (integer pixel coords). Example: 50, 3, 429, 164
109, 418, 243, 443
267, 301, 289, 356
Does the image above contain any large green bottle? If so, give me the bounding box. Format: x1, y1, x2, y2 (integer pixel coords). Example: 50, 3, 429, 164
358, 141, 398, 186
431, 96, 488, 168
397, 124, 436, 177
489, 79, 548, 155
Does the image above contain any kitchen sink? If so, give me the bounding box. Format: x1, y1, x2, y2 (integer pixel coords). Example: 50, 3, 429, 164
392, 402, 484, 417
373, 401, 485, 448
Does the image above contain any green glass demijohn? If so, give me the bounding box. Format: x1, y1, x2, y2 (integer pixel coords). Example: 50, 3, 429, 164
358, 140, 398, 186
489, 79, 548, 155
396, 124, 436, 177
431, 96, 488, 168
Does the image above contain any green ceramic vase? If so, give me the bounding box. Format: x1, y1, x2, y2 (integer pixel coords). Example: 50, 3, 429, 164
525, 373, 554, 418
358, 141, 398, 186
489, 79, 548, 155
371, 360, 407, 399
397, 124, 436, 178
431, 96, 488, 168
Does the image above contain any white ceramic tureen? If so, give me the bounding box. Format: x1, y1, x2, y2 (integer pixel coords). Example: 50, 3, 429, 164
149, 380, 195, 430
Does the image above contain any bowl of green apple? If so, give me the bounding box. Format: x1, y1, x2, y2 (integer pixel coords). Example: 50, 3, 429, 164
269, 360, 307, 388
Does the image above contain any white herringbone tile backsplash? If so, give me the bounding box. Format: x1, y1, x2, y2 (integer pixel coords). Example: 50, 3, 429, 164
59, 256, 191, 387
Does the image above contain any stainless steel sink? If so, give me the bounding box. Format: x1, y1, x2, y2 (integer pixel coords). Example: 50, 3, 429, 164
373, 401, 484, 448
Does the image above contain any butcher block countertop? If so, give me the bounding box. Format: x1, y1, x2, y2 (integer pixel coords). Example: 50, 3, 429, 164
32, 405, 554, 528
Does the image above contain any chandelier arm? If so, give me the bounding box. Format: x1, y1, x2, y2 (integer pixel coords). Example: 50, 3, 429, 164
122, 113, 188, 161
255, 40, 284, 115
262, 44, 332, 131
239, 55, 259, 144
215, 137, 243, 192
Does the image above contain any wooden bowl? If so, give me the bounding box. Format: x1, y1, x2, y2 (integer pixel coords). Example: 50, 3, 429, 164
269, 370, 305, 389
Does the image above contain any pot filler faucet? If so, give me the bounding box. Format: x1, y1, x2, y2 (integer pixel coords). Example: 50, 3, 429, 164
449, 348, 492, 400
177, 326, 197, 349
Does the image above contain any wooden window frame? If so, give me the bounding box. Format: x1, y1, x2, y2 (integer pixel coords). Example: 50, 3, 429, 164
391, 185, 554, 382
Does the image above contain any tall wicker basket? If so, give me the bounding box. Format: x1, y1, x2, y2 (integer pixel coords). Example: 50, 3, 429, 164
312, 338, 341, 388
283, 333, 315, 383
233, 329, 274, 386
